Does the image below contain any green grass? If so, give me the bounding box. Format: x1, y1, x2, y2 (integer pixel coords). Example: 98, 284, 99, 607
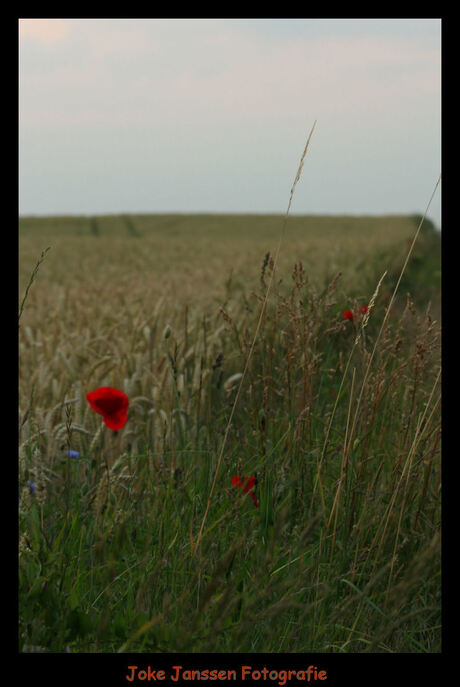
18, 209, 441, 653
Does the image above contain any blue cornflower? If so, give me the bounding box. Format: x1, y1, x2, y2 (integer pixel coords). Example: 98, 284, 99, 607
27, 480, 37, 496
66, 450, 80, 458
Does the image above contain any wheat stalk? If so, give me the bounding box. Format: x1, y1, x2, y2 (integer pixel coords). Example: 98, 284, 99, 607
346, 174, 441, 461
18, 246, 51, 326
193, 121, 317, 555
312, 174, 440, 522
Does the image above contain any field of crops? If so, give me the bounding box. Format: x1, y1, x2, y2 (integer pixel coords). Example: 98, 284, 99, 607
18, 211, 441, 653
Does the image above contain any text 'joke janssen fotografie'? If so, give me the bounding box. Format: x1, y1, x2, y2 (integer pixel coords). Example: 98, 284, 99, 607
125, 665, 328, 684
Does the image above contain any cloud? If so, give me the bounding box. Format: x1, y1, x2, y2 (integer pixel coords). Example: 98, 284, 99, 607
19, 18, 70, 45
19, 19, 440, 132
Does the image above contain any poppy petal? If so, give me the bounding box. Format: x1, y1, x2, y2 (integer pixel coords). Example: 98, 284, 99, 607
242, 476, 256, 493
101, 409, 128, 430
232, 475, 258, 508
86, 387, 129, 430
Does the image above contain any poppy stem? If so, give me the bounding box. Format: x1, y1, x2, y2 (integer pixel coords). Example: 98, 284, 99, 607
163, 339, 186, 450
101, 428, 114, 507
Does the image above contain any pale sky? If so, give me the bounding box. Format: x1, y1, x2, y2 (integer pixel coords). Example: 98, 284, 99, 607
18, 18, 442, 227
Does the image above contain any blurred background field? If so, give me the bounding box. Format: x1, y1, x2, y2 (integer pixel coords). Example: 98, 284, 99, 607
19, 212, 440, 304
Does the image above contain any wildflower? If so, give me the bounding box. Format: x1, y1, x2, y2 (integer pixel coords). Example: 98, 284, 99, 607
66, 450, 80, 458
232, 475, 259, 508
343, 305, 369, 322
27, 480, 37, 496
86, 386, 129, 430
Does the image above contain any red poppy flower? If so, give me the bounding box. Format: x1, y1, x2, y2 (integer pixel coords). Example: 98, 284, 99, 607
86, 386, 129, 430
359, 305, 368, 315
232, 475, 259, 507
342, 309, 354, 322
